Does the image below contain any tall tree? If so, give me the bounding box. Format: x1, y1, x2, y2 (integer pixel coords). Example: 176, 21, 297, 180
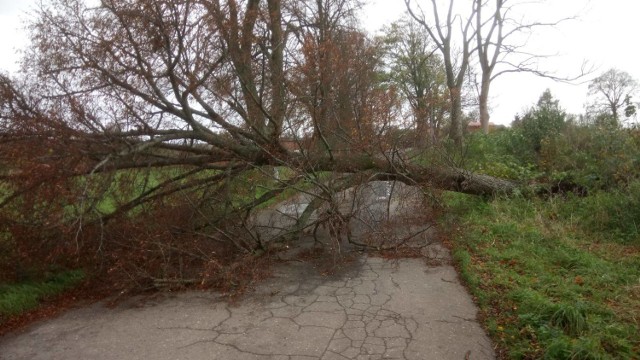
382, 17, 448, 145
588, 68, 638, 125
475, 0, 507, 134
404, 0, 476, 146
288, 0, 390, 156
474, 0, 581, 134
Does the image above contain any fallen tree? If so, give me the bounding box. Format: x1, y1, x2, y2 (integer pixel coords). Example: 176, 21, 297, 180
0, 0, 518, 209
0, 0, 518, 286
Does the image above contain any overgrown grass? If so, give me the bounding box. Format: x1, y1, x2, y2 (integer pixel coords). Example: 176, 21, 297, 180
0, 269, 85, 319
86, 167, 209, 216
445, 191, 640, 359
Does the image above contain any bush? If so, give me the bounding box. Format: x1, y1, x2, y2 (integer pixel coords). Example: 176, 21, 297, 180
465, 130, 540, 181
464, 90, 569, 182
512, 89, 567, 158
539, 125, 640, 190
555, 182, 640, 244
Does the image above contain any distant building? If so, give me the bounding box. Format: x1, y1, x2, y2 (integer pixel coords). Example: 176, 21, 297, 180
467, 121, 504, 133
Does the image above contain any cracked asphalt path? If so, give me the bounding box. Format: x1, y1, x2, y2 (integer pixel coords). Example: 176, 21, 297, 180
0, 255, 495, 359
1, 182, 495, 359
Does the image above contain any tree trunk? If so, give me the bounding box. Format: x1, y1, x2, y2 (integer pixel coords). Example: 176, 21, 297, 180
307, 153, 518, 197
415, 98, 430, 147
449, 88, 464, 146
479, 73, 491, 134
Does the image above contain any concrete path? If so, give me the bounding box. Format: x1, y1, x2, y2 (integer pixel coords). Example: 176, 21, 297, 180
0, 254, 495, 359
1, 181, 495, 359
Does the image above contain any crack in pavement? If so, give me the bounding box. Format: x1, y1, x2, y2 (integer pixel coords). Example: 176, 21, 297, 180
0, 256, 495, 360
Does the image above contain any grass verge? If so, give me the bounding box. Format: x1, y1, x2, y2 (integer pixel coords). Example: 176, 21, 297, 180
0, 270, 85, 321
444, 192, 640, 359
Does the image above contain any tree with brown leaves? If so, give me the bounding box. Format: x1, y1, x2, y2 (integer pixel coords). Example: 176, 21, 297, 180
0, 0, 517, 285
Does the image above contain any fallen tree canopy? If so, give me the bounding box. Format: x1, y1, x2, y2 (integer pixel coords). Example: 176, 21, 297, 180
0, 0, 519, 286
0, 0, 519, 210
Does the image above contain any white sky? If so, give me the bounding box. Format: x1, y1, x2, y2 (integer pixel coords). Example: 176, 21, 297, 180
363, 0, 640, 125
1, 0, 638, 125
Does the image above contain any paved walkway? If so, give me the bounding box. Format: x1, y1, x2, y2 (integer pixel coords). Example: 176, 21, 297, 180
1, 182, 496, 359
0, 254, 495, 359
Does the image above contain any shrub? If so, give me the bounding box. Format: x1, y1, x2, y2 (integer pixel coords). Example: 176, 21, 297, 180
564, 182, 640, 244
465, 130, 540, 181
512, 89, 567, 158
539, 125, 640, 190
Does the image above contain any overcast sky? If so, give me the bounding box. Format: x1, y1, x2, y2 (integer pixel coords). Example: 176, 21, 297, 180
363, 0, 640, 125
1, 0, 638, 125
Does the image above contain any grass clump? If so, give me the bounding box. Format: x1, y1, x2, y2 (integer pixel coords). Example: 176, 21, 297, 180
548, 302, 589, 337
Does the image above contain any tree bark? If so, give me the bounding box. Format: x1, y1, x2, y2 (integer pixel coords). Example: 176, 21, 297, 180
479, 74, 491, 134
301, 153, 517, 197
448, 87, 464, 145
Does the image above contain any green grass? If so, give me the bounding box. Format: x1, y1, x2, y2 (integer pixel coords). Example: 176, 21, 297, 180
87, 167, 196, 216
444, 192, 640, 359
0, 269, 85, 319
5, 165, 314, 223
222, 168, 332, 211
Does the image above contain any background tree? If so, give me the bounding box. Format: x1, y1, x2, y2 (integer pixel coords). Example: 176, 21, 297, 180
289, 0, 365, 154
474, 0, 506, 135
288, 0, 394, 156
382, 17, 449, 145
512, 89, 566, 155
587, 68, 638, 126
404, 0, 476, 146
474, 0, 586, 134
